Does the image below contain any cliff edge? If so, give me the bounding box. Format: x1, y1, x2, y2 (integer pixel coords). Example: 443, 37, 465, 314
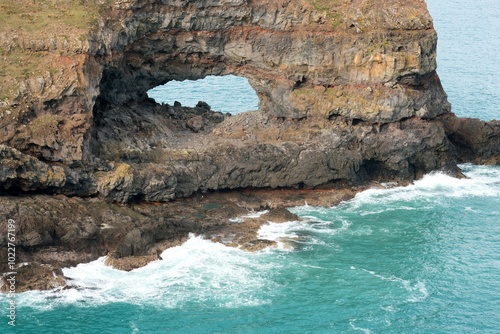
0, 0, 499, 290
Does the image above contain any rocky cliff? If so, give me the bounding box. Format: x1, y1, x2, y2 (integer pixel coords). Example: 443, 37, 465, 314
0, 0, 499, 290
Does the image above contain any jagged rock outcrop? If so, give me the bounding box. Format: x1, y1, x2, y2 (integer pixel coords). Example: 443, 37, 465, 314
437, 114, 500, 165
1, 0, 477, 198
0, 0, 499, 290
0, 188, 353, 284
1, 262, 66, 293
2, 0, 450, 164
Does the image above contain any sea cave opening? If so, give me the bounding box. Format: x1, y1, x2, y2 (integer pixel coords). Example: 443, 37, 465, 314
147, 75, 259, 115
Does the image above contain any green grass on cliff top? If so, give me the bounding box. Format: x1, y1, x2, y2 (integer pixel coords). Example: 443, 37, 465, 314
0, 0, 107, 33
308, 0, 340, 11
0, 0, 112, 102
307, 0, 343, 27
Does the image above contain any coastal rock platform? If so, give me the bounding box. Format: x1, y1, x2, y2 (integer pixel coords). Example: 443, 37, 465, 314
0, 0, 499, 291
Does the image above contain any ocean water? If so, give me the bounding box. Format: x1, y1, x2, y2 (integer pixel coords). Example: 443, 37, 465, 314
147, 75, 259, 114
426, 0, 500, 120
2, 1, 500, 333
3, 165, 500, 333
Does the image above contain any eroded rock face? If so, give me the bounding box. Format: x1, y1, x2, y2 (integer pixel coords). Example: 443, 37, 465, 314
0, 189, 350, 281
0, 0, 498, 201
0, 0, 499, 289
0, 0, 498, 202
437, 114, 500, 165
0, 262, 66, 293
1, 0, 450, 164
95, 0, 449, 124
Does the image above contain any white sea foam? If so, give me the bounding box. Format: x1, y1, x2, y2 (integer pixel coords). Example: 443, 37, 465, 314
358, 205, 418, 216
286, 165, 499, 240
381, 305, 399, 313
346, 166, 500, 212
130, 322, 140, 333
360, 268, 429, 303
291, 205, 334, 216
347, 225, 373, 236
14, 165, 498, 316
227, 209, 269, 224
257, 217, 351, 249
404, 280, 429, 303
349, 320, 374, 334
17, 234, 276, 310
243, 210, 269, 218
257, 221, 318, 250
257, 221, 300, 244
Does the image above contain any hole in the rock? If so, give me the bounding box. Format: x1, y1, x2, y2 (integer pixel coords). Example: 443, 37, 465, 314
293, 76, 307, 89
352, 118, 363, 126
362, 158, 384, 180
147, 75, 259, 115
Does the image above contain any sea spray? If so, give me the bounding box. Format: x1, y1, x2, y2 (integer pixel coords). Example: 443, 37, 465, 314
2, 164, 499, 333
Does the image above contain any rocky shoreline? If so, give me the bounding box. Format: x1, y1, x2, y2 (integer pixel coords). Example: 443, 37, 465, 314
1, 105, 498, 292
0, 183, 363, 292
1, 0, 499, 292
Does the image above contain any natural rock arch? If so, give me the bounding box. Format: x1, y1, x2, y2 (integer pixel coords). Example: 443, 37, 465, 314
84, 0, 457, 204
2, 0, 498, 201
93, 0, 447, 118
1, 0, 450, 164
86, 0, 450, 158
1, 0, 500, 292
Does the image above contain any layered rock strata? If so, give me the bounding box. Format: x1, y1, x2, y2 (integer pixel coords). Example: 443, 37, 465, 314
2, 0, 450, 164
0, 0, 499, 291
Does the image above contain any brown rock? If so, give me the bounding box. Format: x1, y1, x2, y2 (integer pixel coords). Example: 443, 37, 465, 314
1, 0, 450, 164
260, 208, 301, 223
240, 239, 278, 252
0, 0, 495, 202
186, 116, 204, 132
0, 0, 499, 293
0, 145, 66, 192
1, 263, 66, 293
437, 114, 500, 164
104, 254, 160, 271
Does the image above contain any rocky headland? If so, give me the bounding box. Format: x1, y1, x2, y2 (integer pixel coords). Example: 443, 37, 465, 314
0, 0, 499, 291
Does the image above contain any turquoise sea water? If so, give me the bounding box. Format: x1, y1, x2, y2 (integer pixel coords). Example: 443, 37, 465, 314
2, 1, 500, 333
148, 75, 259, 114
5, 165, 500, 333
427, 0, 500, 120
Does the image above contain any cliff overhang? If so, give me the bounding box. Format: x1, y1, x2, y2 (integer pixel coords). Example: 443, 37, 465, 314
0, 0, 499, 289
2, 0, 488, 199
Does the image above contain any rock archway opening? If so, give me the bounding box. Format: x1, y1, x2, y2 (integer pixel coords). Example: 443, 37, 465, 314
147, 75, 259, 115
90, 72, 263, 164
